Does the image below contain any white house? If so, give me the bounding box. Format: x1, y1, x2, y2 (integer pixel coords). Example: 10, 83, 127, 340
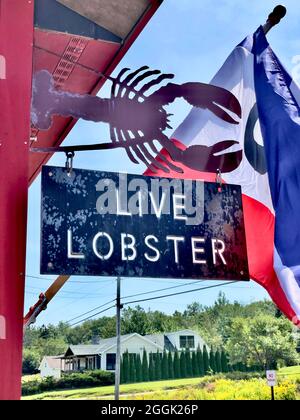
43, 330, 206, 377
39, 356, 62, 379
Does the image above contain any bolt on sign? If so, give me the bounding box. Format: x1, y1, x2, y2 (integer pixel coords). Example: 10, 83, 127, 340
41, 166, 249, 281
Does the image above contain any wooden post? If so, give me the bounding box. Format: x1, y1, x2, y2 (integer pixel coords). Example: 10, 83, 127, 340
115, 277, 122, 400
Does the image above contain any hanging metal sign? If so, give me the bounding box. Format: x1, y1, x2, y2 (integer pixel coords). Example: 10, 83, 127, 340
41, 166, 249, 281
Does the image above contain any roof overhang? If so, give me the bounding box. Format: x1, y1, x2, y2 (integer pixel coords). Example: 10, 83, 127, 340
29, 0, 163, 184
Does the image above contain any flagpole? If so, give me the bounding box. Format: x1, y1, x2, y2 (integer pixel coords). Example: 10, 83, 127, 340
263, 5, 287, 35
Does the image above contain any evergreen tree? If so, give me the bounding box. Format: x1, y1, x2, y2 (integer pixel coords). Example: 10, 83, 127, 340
185, 349, 192, 377
197, 346, 204, 376
129, 353, 136, 383
154, 351, 161, 381
192, 351, 199, 377
162, 350, 169, 380
122, 351, 129, 383
173, 350, 180, 379
135, 353, 142, 382
168, 352, 174, 379
142, 349, 149, 382
221, 350, 229, 373
203, 345, 210, 375
215, 350, 222, 373
209, 348, 216, 373
239, 362, 246, 372
180, 351, 187, 378
149, 353, 155, 381
120, 355, 124, 384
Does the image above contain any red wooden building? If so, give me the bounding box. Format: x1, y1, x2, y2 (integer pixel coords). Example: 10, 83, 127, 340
0, 0, 163, 400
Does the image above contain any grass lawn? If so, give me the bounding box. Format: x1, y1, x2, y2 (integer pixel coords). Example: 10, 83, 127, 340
23, 368, 300, 400
278, 366, 300, 380
22, 377, 207, 400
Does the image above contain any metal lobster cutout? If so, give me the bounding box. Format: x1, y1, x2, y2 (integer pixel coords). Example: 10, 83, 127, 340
31, 66, 242, 174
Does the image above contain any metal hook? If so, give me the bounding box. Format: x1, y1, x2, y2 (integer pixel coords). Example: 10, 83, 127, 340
65, 151, 75, 176
216, 168, 223, 192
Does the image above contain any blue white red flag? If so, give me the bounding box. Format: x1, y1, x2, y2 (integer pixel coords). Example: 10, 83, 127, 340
253, 26, 300, 325
147, 27, 300, 325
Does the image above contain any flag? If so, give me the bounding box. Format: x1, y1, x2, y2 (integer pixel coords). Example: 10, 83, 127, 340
146, 28, 300, 325
253, 26, 300, 325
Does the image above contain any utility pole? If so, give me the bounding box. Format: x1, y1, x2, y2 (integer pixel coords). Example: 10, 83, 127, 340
115, 277, 122, 400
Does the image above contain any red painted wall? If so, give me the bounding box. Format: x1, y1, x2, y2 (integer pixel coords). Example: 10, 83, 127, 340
0, 0, 34, 400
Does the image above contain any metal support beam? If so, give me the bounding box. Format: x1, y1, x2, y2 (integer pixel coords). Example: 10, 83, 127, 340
0, 0, 34, 400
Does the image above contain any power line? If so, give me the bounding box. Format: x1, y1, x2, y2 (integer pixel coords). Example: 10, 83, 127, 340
67, 281, 238, 327
66, 299, 116, 324
26, 284, 113, 298
121, 280, 206, 300
67, 281, 209, 324
25, 274, 114, 285
65, 281, 205, 325
68, 305, 116, 327
123, 281, 238, 306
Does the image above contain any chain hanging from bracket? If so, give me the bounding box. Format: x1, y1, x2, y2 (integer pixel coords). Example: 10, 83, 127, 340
65, 151, 75, 177
216, 168, 223, 192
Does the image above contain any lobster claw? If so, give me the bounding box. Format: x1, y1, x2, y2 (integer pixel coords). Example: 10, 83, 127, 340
178, 140, 243, 173
180, 82, 242, 125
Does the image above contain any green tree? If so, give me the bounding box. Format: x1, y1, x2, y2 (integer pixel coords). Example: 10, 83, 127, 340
196, 346, 204, 376
209, 348, 216, 373
173, 350, 180, 379
221, 350, 229, 373
120, 355, 124, 384
203, 345, 210, 375
122, 351, 129, 383
180, 351, 187, 378
22, 349, 40, 374
191, 351, 199, 377
135, 353, 142, 382
168, 352, 174, 379
154, 351, 161, 381
185, 349, 192, 377
122, 306, 151, 335
129, 353, 136, 383
142, 349, 149, 382
225, 316, 300, 370
162, 350, 169, 379
215, 349, 222, 373
149, 353, 155, 381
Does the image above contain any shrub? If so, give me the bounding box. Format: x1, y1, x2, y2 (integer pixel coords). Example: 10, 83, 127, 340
129, 378, 297, 401
22, 349, 40, 375
22, 370, 114, 396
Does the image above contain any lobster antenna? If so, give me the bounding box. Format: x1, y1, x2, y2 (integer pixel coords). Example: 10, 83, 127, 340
263, 5, 287, 34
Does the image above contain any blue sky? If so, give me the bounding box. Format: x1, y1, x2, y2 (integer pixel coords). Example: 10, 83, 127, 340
25, 0, 300, 325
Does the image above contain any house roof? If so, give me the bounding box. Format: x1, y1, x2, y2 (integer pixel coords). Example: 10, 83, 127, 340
62, 333, 163, 358
61, 330, 205, 359
144, 330, 200, 346
143, 333, 165, 348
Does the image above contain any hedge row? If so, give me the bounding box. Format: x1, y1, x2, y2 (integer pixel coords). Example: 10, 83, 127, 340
120, 346, 252, 384
22, 370, 114, 396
